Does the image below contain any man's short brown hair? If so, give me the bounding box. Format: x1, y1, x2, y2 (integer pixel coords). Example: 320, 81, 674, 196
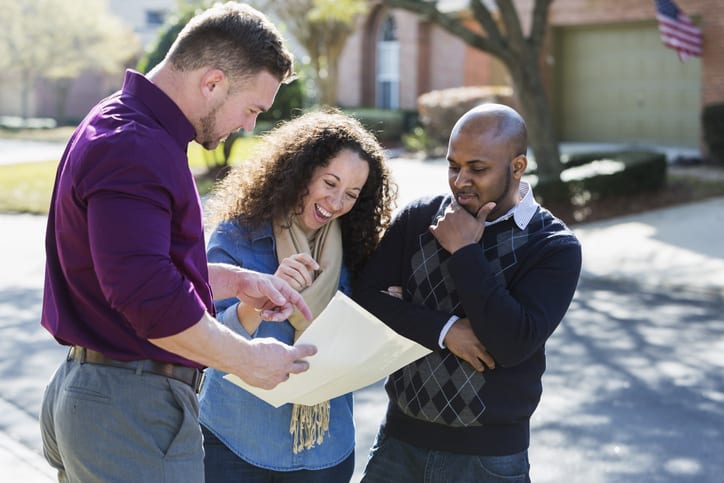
166, 2, 295, 85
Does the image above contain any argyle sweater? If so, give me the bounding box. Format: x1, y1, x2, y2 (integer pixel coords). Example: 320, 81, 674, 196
353, 194, 581, 456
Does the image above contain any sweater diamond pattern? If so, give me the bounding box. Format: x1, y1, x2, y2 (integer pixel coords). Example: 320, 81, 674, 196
390, 217, 531, 428
484, 226, 529, 276
393, 351, 486, 426
389, 230, 489, 427
408, 233, 461, 312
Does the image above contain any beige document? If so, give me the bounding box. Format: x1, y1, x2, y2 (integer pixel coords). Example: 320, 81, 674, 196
224, 291, 431, 408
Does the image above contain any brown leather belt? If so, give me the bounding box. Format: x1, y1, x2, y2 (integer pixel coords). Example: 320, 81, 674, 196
68, 346, 204, 394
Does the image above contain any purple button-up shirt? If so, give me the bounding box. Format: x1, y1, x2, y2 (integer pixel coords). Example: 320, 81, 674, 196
41, 70, 212, 367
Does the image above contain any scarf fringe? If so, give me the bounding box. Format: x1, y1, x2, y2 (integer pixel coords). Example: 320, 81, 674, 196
290, 401, 330, 454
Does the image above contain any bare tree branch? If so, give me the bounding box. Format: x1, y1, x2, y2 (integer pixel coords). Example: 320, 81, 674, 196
529, 0, 553, 52
383, 0, 500, 53
495, 1, 524, 54
468, 0, 505, 52
379, 0, 563, 179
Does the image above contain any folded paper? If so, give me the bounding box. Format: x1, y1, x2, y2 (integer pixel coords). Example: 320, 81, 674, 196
224, 291, 431, 407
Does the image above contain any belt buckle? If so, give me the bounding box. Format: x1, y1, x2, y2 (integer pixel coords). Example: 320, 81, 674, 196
67, 346, 86, 363
192, 370, 206, 394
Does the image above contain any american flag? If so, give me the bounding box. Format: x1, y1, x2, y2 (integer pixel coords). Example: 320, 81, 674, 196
655, 0, 703, 61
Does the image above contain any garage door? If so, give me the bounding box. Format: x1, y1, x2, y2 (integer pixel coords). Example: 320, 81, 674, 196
554, 22, 701, 147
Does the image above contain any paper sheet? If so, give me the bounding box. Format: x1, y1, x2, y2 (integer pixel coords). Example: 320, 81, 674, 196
224, 291, 431, 408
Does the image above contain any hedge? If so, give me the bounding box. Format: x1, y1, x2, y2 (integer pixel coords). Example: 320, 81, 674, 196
702, 103, 724, 164
342, 108, 410, 143
534, 150, 667, 203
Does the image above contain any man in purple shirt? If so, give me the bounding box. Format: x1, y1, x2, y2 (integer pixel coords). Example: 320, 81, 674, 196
39, 4, 316, 481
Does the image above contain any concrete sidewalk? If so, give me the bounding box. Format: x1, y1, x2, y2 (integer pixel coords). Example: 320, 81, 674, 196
574, 195, 724, 300
0, 139, 65, 165
0, 211, 58, 481
1, 164, 723, 480
0, 401, 56, 481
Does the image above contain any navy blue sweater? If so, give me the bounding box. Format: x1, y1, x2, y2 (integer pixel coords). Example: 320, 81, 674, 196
353, 194, 581, 456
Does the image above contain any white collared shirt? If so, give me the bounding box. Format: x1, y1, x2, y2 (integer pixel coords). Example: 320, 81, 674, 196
484, 180, 537, 229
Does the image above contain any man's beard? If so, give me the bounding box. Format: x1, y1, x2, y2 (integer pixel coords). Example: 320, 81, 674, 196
199, 107, 219, 150
493, 165, 513, 208
454, 163, 514, 217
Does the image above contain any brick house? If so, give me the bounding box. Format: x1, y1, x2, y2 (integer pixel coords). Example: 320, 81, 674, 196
337, 0, 723, 150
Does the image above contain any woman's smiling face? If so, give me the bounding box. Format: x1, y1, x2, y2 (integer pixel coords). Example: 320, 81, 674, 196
298, 149, 370, 234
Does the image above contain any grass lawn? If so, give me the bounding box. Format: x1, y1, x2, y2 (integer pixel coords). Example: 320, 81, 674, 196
0, 160, 58, 214
0, 137, 260, 214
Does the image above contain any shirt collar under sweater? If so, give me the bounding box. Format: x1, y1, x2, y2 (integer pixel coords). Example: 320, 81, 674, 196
484, 180, 538, 230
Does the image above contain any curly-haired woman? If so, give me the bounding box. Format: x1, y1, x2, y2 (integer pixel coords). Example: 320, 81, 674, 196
199, 110, 397, 482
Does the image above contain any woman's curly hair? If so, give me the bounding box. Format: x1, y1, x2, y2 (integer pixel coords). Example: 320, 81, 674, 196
205, 109, 397, 276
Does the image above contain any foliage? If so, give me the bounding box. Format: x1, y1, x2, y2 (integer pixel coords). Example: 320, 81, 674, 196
702, 103, 724, 165
402, 126, 436, 154
136, 3, 207, 74
533, 151, 667, 208
263, 0, 368, 106
342, 108, 407, 143
257, 76, 307, 127
0, 0, 140, 119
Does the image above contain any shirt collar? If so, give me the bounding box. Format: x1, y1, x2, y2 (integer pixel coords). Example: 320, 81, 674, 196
484, 180, 539, 229
121, 69, 196, 149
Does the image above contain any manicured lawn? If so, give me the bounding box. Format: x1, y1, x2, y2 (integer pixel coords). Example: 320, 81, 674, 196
0, 160, 58, 214
0, 137, 260, 214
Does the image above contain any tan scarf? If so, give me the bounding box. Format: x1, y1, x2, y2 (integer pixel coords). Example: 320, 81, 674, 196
273, 215, 342, 454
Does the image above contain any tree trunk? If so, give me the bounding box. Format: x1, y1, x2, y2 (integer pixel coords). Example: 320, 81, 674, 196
318, 55, 335, 107
21, 70, 32, 119
311, 55, 325, 106
54, 79, 71, 124
506, 59, 569, 204
323, 57, 340, 107
322, 38, 347, 107
507, 61, 561, 183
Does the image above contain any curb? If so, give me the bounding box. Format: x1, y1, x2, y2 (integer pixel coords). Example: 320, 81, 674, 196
0, 399, 54, 482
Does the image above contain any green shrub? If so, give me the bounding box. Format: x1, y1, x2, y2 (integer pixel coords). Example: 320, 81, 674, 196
702, 103, 724, 164
402, 126, 435, 153
534, 150, 667, 204
401, 109, 420, 132
342, 108, 406, 143
136, 8, 197, 74
416, 86, 515, 155
256, 76, 307, 129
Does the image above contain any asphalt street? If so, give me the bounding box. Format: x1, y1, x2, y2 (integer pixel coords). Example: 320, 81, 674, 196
1, 149, 723, 481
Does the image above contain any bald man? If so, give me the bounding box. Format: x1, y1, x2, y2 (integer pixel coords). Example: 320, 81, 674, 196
354, 104, 582, 482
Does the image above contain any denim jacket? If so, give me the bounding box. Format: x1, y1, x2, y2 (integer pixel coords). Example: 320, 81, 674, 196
198, 219, 354, 471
